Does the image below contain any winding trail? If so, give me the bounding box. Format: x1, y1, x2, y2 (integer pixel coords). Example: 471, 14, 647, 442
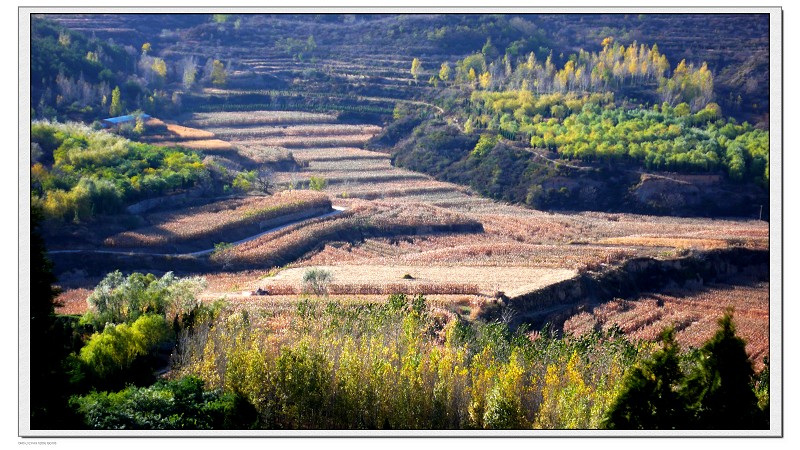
48, 206, 347, 258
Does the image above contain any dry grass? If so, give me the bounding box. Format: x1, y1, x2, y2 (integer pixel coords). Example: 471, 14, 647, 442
218, 200, 481, 267
187, 110, 338, 128
207, 124, 381, 138
54, 288, 93, 315
232, 134, 376, 148
303, 236, 636, 272
290, 147, 391, 163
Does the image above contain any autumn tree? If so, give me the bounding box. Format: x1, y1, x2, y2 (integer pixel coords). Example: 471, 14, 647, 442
151, 57, 167, 85
210, 59, 227, 86
479, 71, 492, 90
439, 62, 451, 84
109, 86, 123, 116
411, 58, 422, 84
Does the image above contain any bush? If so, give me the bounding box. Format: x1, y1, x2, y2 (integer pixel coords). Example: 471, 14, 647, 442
308, 176, 327, 191
70, 376, 259, 429
77, 314, 169, 383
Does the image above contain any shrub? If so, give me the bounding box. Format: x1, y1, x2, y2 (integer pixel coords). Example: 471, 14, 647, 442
70, 375, 259, 429
308, 176, 327, 191
77, 314, 169, 383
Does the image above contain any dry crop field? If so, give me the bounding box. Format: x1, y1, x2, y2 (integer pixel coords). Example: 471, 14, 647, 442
143, 118, 235, 151
104, 191, 331, 251
260, 265, 577, 298
562, 282, 770, 370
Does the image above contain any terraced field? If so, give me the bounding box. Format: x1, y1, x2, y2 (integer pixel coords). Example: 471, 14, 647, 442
45, 14, 772, 370
563, 281, 770, 371
55, 106, 768, 322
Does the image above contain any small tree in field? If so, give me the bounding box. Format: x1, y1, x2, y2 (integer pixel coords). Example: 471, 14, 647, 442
302, 268, 332, 296
254, 168, 275, 194
210, 60, 227, 86
308, 176, 327, 191
212, 242, 235, 269
411, 58, 423, 84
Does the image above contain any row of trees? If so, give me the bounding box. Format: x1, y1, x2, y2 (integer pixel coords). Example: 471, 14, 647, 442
606, 316, 768, 429
418, 38, 714, 111
166, 292, 768, 429
522, 102, 769, 184
456, 85, 767, 185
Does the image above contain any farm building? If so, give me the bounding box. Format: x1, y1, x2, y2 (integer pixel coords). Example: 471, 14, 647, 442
101, 113, 151, 129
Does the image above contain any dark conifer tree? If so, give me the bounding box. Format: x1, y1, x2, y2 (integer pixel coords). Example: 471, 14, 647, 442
685, 309, 768, 429
602, 328, 688, 429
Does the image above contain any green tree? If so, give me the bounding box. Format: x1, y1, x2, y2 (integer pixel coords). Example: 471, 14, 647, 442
30, 206, 71, 428
182, 60, 198, 90
212, 242, 235, 269
302, 268, 332, 296
212, 14, 230, 24
77, 314, 169, 383
439, 61, 451, 83
82, 271, 206, 330
70, 376, 259, 430
308, 176, 327, 191
685, 310, 767, 429
411, 57, 422, 83
210, 60, 227, 86
471, 133, 498, 158
109, 86, 122, 116
602, 328, 688, 429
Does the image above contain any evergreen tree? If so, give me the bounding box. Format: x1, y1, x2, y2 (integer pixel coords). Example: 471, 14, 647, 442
602, 328, 688, 429
30, 206, 73, 428
685, 309, 767, 429
604, 312, 769, 430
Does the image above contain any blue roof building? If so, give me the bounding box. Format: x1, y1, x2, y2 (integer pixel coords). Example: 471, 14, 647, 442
101, 113, 151, 128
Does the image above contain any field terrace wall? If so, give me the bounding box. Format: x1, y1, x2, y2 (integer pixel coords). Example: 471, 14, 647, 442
496, 247, 769, 332
220, 213, 485, 270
